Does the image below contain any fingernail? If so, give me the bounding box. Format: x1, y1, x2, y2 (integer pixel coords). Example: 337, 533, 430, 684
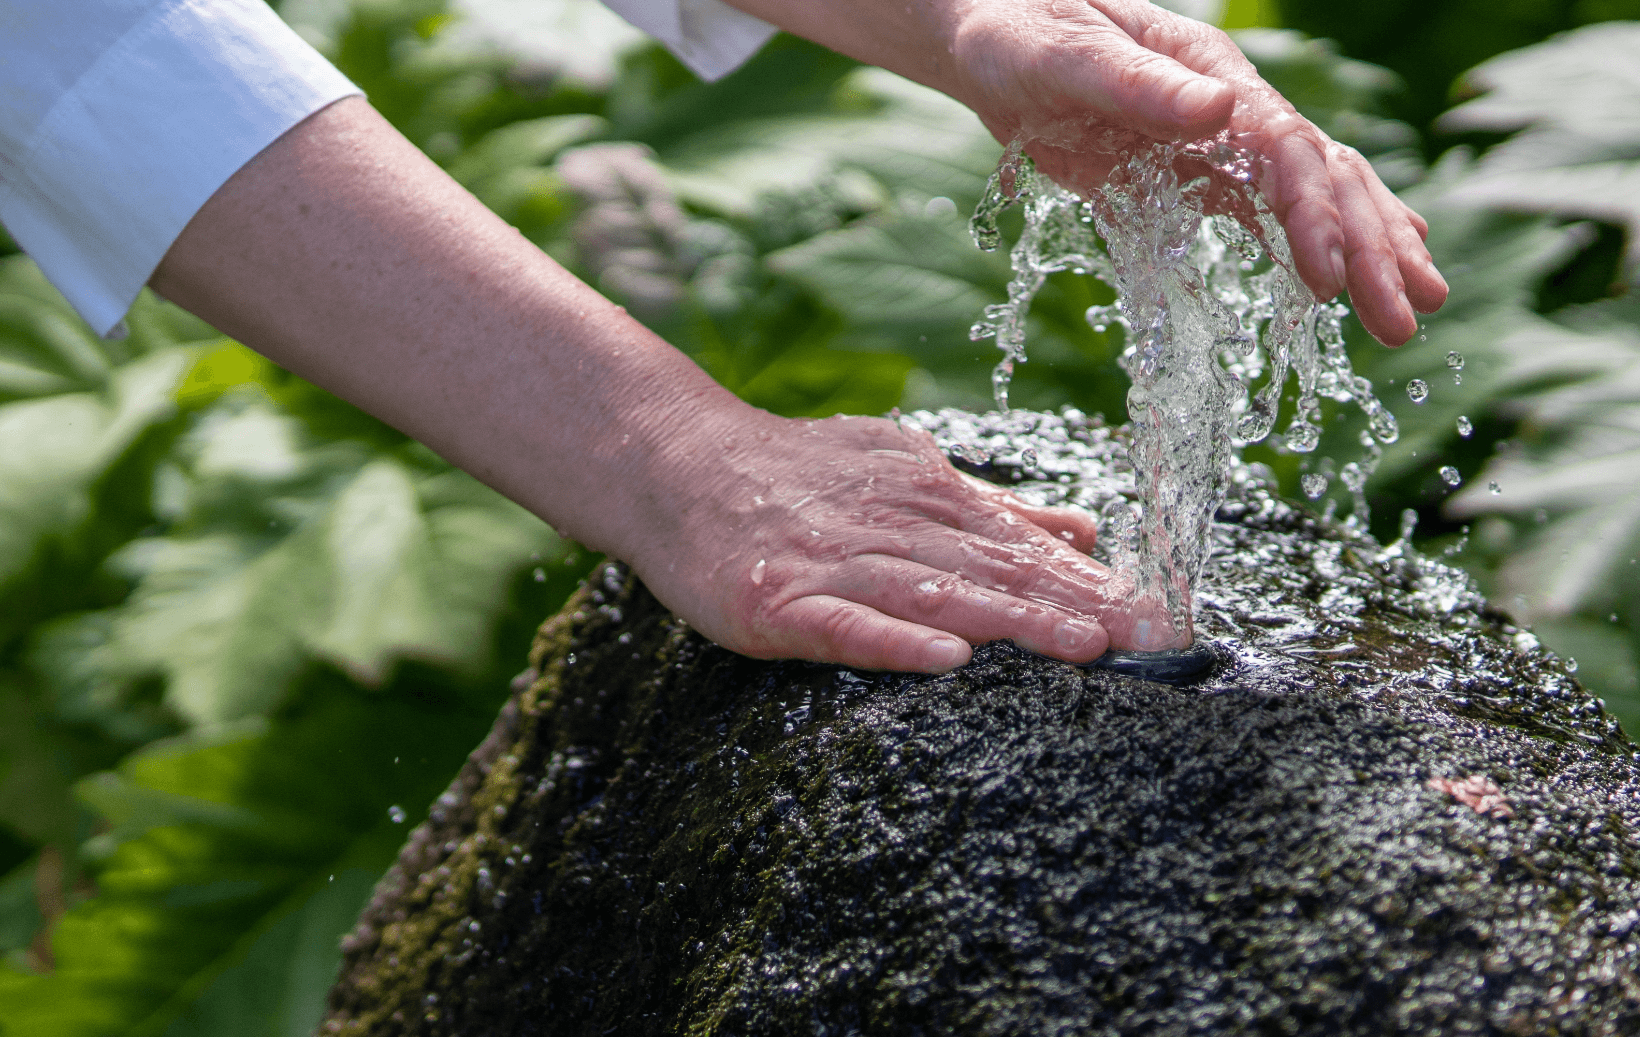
1328, 245, 1347, 293
1172, 78, 1221, 122
1054, 617, 1102, 649
926, 637, 968, 672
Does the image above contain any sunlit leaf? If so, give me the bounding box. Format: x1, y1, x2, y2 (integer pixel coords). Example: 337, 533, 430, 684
659, 68, 996, 218
32, 424, 558, 730
1438, 22, 1640, 268
0, 685, 496, 1037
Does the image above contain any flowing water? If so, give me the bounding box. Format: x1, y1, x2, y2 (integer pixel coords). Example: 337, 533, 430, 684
968, 139, 1398, 636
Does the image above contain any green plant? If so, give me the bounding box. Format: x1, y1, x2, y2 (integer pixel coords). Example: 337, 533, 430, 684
3, 1, 1639, 1032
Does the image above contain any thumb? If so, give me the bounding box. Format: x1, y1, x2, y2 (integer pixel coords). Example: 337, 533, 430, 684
1063, 27, 1235, 141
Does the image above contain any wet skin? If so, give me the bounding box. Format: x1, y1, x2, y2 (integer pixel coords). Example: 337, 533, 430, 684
725, 0, 1449, 346
151, 0, 1448, 675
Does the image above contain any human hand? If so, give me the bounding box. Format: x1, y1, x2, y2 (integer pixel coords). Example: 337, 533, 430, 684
937, 0, 1447, 346
619, 408, 1182, 673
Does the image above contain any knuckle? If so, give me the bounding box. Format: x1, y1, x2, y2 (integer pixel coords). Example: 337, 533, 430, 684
818, 601, 871, 649
911, 573, 964, 612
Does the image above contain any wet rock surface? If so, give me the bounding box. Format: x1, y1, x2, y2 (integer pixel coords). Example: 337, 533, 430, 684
323, 410, 1640, 1036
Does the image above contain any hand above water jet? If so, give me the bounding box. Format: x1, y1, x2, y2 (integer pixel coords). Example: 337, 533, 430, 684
723, 0, 1449, 346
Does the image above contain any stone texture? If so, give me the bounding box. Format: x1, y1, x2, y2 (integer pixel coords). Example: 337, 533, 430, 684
322, 411, 1640, 1036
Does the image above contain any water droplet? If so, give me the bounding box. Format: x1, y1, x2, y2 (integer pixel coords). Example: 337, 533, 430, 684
1398, 508, 1418, 542
1610, 613, 1620, 623
750, 559, 767, 586
532, 567, 546, 582
1566, 657, 1578, 673
389, 805, 407, 824
1456, 415, 1473, 438
1285, 421, 1320, 453
1406, 379, 1429, 403
1021, 448, 1038, 468
1439, 465, 1461, 487
1301, 473, 1328, 499
923, 195, 958, 219
1446, 351, 1464, 370
1488, 481, 1502, 495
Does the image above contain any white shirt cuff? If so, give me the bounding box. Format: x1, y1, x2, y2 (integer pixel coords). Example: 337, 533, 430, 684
600, 0, 777, 81
0, 0, 360, 338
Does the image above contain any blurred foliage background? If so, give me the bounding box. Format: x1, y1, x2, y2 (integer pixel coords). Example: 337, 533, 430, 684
1, 0, 1637, 1032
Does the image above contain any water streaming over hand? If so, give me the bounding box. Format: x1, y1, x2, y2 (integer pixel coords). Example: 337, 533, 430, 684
969, 140, 1398, 637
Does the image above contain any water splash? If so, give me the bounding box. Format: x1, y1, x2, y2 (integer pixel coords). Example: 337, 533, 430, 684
970, 140, 1396, 636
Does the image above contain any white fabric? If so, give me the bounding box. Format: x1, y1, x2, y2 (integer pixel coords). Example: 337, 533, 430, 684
0, 0, 773, 337
0, 0, 360, 337
599, 0, 775, 81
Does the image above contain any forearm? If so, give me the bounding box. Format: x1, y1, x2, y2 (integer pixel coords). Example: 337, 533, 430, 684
149, 94, 1171, 668
150, 96, 745, 559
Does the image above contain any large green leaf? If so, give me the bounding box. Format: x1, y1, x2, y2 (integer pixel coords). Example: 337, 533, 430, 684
1350, 26, 1640, 626
658, 67, 998, 218
1437, 22, 1640, 271
1326, 151, 1630, 494
0, 259, 223, 644
0, 681, 499, 1037
1444, 293, 1640, 621
31, 399, 559, 731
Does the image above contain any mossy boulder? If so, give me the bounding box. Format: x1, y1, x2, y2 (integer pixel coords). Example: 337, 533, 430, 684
322, 410, 1640, 1036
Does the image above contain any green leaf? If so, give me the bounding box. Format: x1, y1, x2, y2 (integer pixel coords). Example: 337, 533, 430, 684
0, 683, 497, 1037
1442, 294, 1640, 620
767, 192, 1127, 416
1438, 22, 1640, 272
0, 862, 41, 957
1344, 27, 1640, 626
0, 257, 223, 644
33, 436, 558, 730
659, 68, 997, 218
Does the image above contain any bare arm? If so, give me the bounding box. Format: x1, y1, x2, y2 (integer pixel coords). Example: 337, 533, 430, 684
152, 97, 1169, 672
723, 0, 1448, 345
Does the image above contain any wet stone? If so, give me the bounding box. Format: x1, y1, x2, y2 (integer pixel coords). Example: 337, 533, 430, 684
325, 409, 1640, 1037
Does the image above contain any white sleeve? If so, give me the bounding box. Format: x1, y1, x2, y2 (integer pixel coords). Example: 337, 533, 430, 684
599, 0, 776, 81
0, 0, 360, 338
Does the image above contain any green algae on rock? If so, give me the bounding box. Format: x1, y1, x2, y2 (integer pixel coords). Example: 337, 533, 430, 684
322, 409, 1640, 1037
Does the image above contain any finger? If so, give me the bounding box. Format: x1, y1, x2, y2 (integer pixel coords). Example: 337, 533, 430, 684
961, 475, 1100, 552
1251, 118, 1349, 300
890, 501, 1115, 606
819, 559, 1110, 662
850, 526, 1178, 653
857, 532, 1112, 617
1328, 145, 1418, 345
758, 594, 975, 673
1363, 175, 1447, 314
